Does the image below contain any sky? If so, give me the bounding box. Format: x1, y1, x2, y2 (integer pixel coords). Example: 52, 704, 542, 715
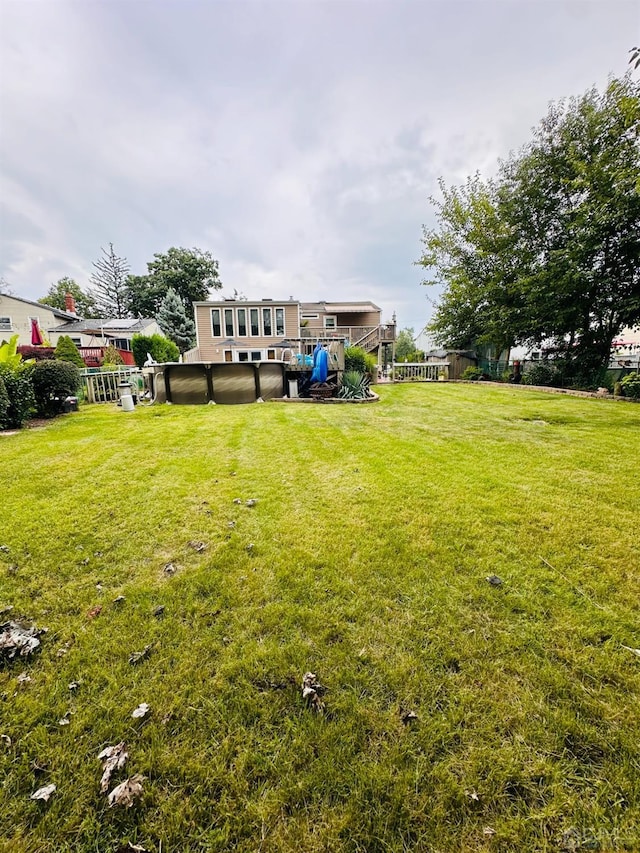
0, 0, 637, 332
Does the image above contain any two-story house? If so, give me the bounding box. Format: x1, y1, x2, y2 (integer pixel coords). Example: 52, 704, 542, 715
190, 298, 395, 364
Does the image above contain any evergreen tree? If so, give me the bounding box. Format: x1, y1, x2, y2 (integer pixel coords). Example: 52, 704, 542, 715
156, 287, 196, 352
54, 335, 85, 368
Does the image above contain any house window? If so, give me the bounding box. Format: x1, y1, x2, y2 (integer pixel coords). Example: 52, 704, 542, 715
324, 316, 337, 329
238, 351, 249, 362
0, 316, 11, 331
111, 338, 132, 351
224, 308, 234, 337
211, 309, 221, 337
250, 351, 261, 361
267, 349, 275, 359
237, 308, 247, 337
301, 313, 318, 320
250, 308, 259, 336
275, 308, 284, 336
262, 308, 272, 336
70, 337, 83, 347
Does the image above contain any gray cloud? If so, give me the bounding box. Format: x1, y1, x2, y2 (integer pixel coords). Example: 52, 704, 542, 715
1, 0, 636, 330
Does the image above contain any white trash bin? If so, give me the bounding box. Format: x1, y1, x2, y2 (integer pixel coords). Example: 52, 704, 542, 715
288, 379, 299, 398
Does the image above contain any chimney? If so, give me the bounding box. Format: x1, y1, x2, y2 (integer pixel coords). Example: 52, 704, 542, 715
64, 292, 77, 315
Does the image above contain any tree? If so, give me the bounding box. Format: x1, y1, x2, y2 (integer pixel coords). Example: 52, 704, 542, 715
89, 244, 131, 318
126, 247, 221, 320
156, 288, 196, 352
395, 328, 417, 362
131, 333, 180, 368
418, 76, 640, 384
39, 278, 98, 317
54, 335, 85, 368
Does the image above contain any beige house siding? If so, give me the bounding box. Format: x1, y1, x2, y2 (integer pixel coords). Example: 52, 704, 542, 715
0, 294, 72, 347
195, 301, 299, 362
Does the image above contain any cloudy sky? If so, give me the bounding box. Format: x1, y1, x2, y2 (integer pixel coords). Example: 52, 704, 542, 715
0, 0, 637, 331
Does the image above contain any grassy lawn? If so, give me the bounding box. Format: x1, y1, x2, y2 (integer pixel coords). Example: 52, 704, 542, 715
1, 384, 639, 853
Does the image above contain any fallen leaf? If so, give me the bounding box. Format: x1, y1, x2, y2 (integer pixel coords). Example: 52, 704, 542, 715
1, 734, 11, 748
94, 551, 103, 557
95, 582, 103, 591
486, 574, 503, 587
132, 703, 150, 719
229, 471, 237, 476
0, 545, 9, 553
227, 521, 236, 529
56, 641, 72, 658
233, 498, 242, 504
31, 783, 56, 802
17, 672, 31, 685
108, 774, 144, 808
8, 564, 19, 573
0, 621, 45, 659
163, 562, 177, 575
187, 540, 208, 553
58, 713, 71, 726
246, 543, 255, 553
301, 672, 325, 714
465, 789, 480, 802
483, 827, 496, 836
245, 499, 258, 507
87, 605, 102, 619
129, 645, 152, 665
113, 595, 126, 605
400, 708, 418, 724
98, 741, 128, 793
153, 605, 165, 618
68, 681, 79, 691
81, 557, 90, 566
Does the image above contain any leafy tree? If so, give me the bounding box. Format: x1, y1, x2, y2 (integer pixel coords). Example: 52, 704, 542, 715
102, 344, 124, 366
418, 76, 640, 384
395, 328, 417, 362
54, 335, 85, 368
156, 287, 196, 352
89, 244, 131, 318
39, 278, 97, 317
126, 247, 221, 320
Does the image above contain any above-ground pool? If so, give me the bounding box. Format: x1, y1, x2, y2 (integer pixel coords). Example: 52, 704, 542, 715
144, 362, 286, 405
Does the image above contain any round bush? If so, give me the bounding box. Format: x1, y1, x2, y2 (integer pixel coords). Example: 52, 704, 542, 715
31, 360, 81, 418
0, 365, 36, 429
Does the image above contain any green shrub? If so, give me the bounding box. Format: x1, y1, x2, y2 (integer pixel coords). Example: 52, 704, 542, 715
0, 364, 35, 429
344, 346, 368, 373
0, 375, 9, 426
338, 371, 371, 399
462, 366, 484, 381
522, 362, 563, 387
620, 371, 640, 399
132, 334, 180, 368
102, 344, 124, 367
31, 360, 81, 418
54, 335, 85, 367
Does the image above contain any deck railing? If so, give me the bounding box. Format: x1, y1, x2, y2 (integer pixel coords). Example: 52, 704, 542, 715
79, 367, 143, 403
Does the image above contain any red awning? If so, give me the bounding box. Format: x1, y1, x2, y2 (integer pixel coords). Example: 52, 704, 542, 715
30, 318, 44, 346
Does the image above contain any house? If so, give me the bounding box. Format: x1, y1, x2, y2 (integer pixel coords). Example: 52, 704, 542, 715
190, 298, 396, 364
47, 316, 161, 357
0, 292, 77, 347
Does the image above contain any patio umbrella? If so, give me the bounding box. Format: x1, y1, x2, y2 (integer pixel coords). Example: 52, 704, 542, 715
30, 318, 44, 346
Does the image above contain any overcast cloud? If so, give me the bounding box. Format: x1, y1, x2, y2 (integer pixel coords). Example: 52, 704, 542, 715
0, 0, 637, 330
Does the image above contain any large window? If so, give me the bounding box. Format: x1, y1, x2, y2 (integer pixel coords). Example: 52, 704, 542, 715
250, 351, 262, 361
262, 308, 272, 336
237, 308, 247, 337
250, 308, 259, 336
224, 308, 234, 337
324, 315, 337, 329
0, 316, 11, 331
275, 308, 285, 337
211, 309, 221, 337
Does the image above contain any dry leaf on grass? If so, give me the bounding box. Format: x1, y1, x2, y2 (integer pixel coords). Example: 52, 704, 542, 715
1, 734, 11, 748
486, 574, 503, 587
113, 595, 126, 605
301, 672, 325, 714
87, 605, 102, 619
31, 784, 56, 801
108, 774, 144, 808
17, 672, 31, 685
129, 645, 152, 665
98, 741, 128, 793
187, 541, 208, 553
163, 562, 177, 575
399, 708, 418, 724
245, 499, 258, 507
153, 605, 165, 618
132, 703, 150, 719
0, 621, 46, 659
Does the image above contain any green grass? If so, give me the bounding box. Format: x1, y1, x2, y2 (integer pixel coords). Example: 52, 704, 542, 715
1, 385, 639, 852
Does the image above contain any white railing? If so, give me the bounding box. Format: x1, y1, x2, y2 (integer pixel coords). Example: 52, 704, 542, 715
182, 347, 201, 363
392, 362, 449, 381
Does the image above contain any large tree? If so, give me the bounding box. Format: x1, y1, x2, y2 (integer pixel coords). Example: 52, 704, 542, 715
89, 244, 131, 318
126, 247, 221, 320
418, 75, 640, 382
39, 277, 98, 317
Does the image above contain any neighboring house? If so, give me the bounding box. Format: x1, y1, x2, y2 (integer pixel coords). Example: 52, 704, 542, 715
191, 298, 396, 364
47, 316, 161, 353
0, 292, 77, 346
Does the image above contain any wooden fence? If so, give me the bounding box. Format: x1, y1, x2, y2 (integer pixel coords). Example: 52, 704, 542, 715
392, 363, 449, 382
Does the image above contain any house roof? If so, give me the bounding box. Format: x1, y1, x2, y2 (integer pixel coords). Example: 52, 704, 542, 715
0, 292, 78, 321
301, 301, 381, 313
48, 317, 156, 333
